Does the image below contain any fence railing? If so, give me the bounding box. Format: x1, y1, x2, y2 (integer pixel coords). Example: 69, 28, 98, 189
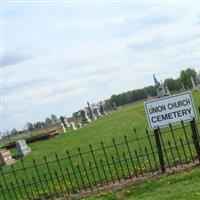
0, 116, 200, 200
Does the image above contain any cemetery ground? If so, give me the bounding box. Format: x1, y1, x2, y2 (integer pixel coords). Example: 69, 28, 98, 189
75, 165, 200, 200
8, 91, 200, 164
1, 90, 200, 199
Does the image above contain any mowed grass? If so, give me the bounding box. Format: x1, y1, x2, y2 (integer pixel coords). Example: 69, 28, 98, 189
76, 166, 200, 200
9, 95, 147, 163
10, 91, 200, 164
1, 91, 200, 199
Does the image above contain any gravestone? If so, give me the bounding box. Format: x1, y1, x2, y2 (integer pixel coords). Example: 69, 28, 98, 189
196, 81, 200, 90
0, 150, 15, 166
112, 102, 118, 110
93, 106, 102, 118
64, 118, 71, 128
153, 74, 166, 98
60, 116, 70, 128
87, 102, 96, 120
78, 123, 83, 128
99, 101, 106, 115
196, 72, 200, 90
182, 82, 186, 91
16, 140, 31, 157
70, 122, 77, 131
80, 109, 91, 124
165, 86, 171, 95
61, 123, 66, 133
60, 116, 66, 127
191, 76, 196, 89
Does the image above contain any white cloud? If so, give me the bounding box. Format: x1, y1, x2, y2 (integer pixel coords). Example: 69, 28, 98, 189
2, 3, 200, 131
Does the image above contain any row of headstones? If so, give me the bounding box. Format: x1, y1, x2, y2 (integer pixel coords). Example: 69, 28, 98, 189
181, 76, 200, 92
0, 140, 31, 166
80, 101, 106, 123
60, 102, 109, 133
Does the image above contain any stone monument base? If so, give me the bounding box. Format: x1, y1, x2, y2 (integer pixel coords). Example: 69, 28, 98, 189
0, 150, 15, 166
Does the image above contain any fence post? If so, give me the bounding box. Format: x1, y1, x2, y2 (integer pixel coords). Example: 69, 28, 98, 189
154, 128, 165, 173
190, 118, 200, 161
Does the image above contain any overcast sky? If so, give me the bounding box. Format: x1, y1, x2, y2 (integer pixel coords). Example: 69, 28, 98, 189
1, 1, 200, 133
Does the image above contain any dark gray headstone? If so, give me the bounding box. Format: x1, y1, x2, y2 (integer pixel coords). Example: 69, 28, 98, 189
100, 101, 106, 115
112, 102, 118, 110
80, 109, 91, 124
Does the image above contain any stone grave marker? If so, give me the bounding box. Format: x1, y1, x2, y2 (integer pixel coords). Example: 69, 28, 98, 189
80, 109, 91, 124
77, 123, 83, 128
191, 76, 196, 89
0, 150, 15, 166
70, 122, 77, 131
165, 86, 171, 95
93, 106, 102, 118
16, 140, 31, 157
153, 74, 166, 98
112, 102, 118, 110
87, 102, 97, 120
61, 123, 67, 133
99, 101, 106, 115
182, 82, 186, 91
64, 118, 71, 128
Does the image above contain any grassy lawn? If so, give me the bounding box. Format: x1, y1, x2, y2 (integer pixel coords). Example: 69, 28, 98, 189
77, 166, 200, 200
0, 91, 200, 199
8, 91, 200, 164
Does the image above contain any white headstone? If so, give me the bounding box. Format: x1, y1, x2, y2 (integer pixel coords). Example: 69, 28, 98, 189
64, 118, 71, 128
87, 102, 97, 120
61, 123, 66, 133
78, 123, 83, 128
165, 87, 171, 95
182, 82, 186, 91
191, 76, 196, 89
93, 106, 102, 118
70, 122, 77, 131
16, 140, 31, 157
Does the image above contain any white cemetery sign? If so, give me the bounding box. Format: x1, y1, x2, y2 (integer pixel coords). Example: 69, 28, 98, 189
144, 92, 197, 130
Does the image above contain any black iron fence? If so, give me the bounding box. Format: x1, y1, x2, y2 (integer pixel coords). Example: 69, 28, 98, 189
0, 115, 200, 200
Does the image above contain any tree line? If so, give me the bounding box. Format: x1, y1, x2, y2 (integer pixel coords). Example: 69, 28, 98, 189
109, 68, 199, 107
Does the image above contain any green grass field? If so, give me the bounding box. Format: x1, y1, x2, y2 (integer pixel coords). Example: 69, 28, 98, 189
8, 91, 200, 163
77, 166, 200, 200
1, 91, 200, 199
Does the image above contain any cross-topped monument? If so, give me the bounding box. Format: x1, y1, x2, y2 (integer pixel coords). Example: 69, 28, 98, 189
87, 101, 96, 120
153, 74, 167, 98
